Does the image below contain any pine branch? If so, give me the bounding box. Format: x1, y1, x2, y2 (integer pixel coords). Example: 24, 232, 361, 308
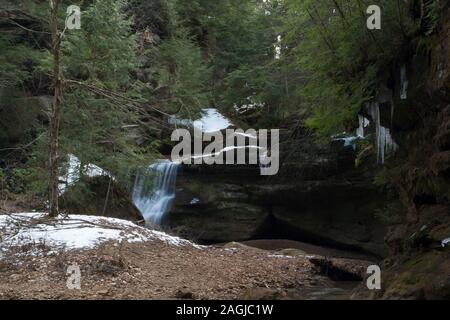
305, 6, 335, 53
63, 79, 175, 130
0, 132, 46, 153
331, 0, 349, 27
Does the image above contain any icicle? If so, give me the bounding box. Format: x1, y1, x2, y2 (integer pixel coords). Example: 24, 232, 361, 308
275, 35, 282, 60
400, 65, 408, 100
368, 102, 382, 163
367, 102, 398, 164
356, 115, 370, 138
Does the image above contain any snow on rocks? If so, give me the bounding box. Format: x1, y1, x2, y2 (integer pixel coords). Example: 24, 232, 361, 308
193, 108, 233, 133
169, 108, 233, 133
0, 213, 201, 256
59, 154, 112, 195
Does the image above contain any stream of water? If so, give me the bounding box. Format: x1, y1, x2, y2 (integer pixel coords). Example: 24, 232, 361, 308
132, 160, 180, 225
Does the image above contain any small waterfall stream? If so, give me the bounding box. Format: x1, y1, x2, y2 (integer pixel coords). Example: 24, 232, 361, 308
132, 160, 180, 225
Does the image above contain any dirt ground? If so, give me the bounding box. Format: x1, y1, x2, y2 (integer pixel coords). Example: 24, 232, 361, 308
0, 237, 369, 300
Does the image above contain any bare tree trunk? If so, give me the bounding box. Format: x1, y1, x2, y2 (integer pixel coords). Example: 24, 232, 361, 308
48, 0, 62, 217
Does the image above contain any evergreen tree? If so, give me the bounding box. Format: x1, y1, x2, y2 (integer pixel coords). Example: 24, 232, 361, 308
0, 0, 213, 210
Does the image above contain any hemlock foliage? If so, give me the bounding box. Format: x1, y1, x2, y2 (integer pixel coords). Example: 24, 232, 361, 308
0, 0, 442, 203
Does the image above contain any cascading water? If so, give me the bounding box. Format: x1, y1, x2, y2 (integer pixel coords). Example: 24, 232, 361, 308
132, 160, 180, 225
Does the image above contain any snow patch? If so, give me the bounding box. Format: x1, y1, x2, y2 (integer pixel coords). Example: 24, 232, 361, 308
190, 198, 200, 205
0, 213, 202, 254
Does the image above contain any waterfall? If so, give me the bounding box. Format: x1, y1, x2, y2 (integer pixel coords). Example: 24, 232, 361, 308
132, 160, 180, 225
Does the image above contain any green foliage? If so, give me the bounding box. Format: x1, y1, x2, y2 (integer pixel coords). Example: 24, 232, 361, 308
374, 168, 392, 190
279, 0, 421, 137
415, 0, 442, 55
422, 0, 440, 36
49, 0, 144, 186
127, 0, 175, 39
0, 36, 44, 87
2, 0, 441, 204
0, 91, 43, 148
0, 165, 43, 197
1, 0, 149, 200
62, 0, 138, 88
126, 0, 213, 118
145, 33, 211, 117
167, 0, 428, 138
374, 202, 404, 225
1, 0, 216, 202
0, 0, 48, 87
60, 179, 94, 209
355, 140, 374, 168
173, 0, 282, 114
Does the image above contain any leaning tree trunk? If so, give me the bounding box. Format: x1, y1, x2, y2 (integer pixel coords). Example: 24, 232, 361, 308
48, 0, 62, 217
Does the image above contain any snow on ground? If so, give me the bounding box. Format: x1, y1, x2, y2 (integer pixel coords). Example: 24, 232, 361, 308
0, 213, 201, 256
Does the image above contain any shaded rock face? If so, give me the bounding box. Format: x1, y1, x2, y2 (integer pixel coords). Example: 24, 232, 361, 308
248, 174, 389, 257
353, 5, 450, 299
167, 177, 268, 242
165, 129, 388, 257
255, 183, 388, 257
61, 176, 143, 222
429, 107, 450, 178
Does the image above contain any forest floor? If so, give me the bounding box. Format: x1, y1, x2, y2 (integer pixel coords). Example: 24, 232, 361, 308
0, 213, 371, 300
